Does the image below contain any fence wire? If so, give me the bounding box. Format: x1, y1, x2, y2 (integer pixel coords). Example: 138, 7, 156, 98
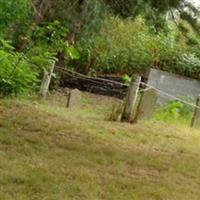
55, 66, 200, 110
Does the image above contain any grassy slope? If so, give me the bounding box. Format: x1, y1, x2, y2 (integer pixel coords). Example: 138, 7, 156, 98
0, 92, 200, 200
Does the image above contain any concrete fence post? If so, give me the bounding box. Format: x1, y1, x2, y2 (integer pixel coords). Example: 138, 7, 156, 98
121, 75, 141, 122
40, 61, 55, 97
191, 95, 200, 128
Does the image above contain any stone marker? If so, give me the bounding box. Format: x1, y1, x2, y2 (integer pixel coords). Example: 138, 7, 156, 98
191, 95, 200, 128
66, 89, 82, 108
134, 88, 158, 122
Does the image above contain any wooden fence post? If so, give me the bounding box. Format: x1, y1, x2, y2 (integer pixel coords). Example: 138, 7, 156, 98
39, 61, 55, 97
121, 75, 141, 122
191, 95, 200, 128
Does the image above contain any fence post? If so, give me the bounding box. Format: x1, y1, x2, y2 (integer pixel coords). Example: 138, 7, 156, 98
191, 95, 200, 128
39, 61, 55, 97
121, 75, 141, 122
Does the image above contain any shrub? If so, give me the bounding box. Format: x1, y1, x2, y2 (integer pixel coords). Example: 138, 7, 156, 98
0, 0, 31, 42
27, 21, 79, 71
75, 16, 153, 74
154, 98, 194, 124
0, 40, 38, 96
74, 16, 200, 79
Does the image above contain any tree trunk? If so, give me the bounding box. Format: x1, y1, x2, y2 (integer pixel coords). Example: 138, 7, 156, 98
32, 0, 51, 24
69, 0, 88, 44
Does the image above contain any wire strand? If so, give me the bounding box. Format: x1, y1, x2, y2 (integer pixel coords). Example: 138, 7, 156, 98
55, 66, 200, 110
55, 66, 128, 87
140, 82, 200, 110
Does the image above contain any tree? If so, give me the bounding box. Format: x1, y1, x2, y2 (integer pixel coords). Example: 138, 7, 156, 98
104, 0, 200, 32
32, 0, 52, 24
31, 0, 199, 35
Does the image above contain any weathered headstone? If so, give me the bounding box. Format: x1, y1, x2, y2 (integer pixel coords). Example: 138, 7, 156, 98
191, 95, 200, 128
66, 89, 82, 108
134, 88, 158, 122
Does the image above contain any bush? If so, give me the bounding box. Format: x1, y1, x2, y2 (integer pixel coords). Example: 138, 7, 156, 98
151, 32, 200, 79
0, 20, 80, 96
74, 16, 200, 79
75, 16, 153, 74
154, 98, 194, 124
28, 21, 79, 69
0, 0, 31, 41
0, 40, 38, 96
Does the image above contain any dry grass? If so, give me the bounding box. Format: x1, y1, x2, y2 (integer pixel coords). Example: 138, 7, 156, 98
0, 92, 200, 200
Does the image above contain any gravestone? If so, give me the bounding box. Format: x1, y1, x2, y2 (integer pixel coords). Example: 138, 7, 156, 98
134, 88, 158, 122
191, 95, 200, 128
66, 89, 82, 108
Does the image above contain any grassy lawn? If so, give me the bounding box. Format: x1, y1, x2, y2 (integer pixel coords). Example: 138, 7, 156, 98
0, 92, 200, 200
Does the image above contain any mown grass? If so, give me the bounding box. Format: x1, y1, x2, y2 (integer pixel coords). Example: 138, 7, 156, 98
0, 92, 200, 200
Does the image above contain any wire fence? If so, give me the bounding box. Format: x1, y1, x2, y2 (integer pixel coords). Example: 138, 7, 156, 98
55, 66, 200, 110
56, 66, 128, 86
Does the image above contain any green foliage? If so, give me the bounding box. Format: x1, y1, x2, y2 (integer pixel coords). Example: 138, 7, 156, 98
27, 47, 57, 73
67, 46, 80, 60
105, 0, 200, 32
75, 16, 153, 74
24, 21, 79, 77
150, 30, 200, 78
157, 101, 184, 119
74, 16, 200, 77
0, 39, 38, 96
0, 0, 31, 25
122, 74, 131, 83
154, 98, 194, 124
49, 0, 107, 39
177, 53, 200, 77
0, 17, 80, 96
34, 21, 69, 55
0, 0, 199, 97
30, 21, 79, 66
0, 0, 31, 37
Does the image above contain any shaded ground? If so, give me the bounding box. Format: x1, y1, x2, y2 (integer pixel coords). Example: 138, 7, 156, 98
0, 92, 200, 200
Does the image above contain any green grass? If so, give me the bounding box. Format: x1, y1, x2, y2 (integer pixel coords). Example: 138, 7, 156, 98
0, 92, 200, 200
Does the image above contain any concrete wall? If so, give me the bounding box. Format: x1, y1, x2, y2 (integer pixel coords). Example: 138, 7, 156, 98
147, 69, 200, 104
